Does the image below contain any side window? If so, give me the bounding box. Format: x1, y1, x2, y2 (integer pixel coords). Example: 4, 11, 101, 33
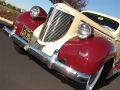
83, 12, 119, 32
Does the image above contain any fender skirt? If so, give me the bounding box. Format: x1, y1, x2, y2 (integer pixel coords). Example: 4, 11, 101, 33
58, 36, 115, 75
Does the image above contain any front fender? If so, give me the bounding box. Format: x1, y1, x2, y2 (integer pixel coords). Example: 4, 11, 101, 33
14, 8, 47, 35
58, 36, 115, 75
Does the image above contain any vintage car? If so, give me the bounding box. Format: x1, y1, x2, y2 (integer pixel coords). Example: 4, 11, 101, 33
2, 2, 120, 90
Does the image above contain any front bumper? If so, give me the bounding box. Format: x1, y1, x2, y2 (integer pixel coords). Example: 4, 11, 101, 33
2, 26, 90, 83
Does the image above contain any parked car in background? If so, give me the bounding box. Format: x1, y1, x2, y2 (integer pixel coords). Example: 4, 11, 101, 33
2, 2, 120, 90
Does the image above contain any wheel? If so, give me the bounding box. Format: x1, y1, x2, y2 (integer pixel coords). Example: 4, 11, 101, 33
86, 65, 104, 90
13, 42, 26, 54
85, 59, 113, 90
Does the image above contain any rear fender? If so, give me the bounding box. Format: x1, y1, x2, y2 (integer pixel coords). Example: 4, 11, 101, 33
58, 36, 115, 75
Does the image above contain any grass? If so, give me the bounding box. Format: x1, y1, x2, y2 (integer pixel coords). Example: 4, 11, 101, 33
0, 5, 20, 21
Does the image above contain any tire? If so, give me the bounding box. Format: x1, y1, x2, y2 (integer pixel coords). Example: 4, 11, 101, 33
86, 65, 104, 90
85, 60, 113, 90
14, 42, 26, 54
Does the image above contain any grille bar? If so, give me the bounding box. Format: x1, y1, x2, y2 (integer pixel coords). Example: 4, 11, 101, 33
39, 7, 74, 42
39, 8, 54, 40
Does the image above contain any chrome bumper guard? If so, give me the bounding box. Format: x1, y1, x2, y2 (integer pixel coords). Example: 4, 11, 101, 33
2, 26, 90, 83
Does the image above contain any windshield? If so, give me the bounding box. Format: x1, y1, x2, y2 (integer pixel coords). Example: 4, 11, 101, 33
83, 12, 119, 31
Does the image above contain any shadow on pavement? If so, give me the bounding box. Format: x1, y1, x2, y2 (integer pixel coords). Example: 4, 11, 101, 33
94, 73, 120, 90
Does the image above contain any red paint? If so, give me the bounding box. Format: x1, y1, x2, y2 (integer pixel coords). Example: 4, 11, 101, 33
37, 6, 47, 18
115, 62, 120, 70
14, 7, 47, 35
58, 36, 115, 75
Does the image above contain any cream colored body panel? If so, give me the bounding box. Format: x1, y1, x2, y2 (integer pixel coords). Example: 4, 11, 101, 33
38, 34, 77, 56
33, 24, 44, 38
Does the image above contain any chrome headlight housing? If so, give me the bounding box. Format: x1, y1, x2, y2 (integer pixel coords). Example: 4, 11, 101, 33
77, 23, 92, 39
30, 6, 40, 18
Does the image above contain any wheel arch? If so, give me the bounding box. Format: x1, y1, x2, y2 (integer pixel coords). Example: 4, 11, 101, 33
102, 58, 114, 78
58, 36, 116, 75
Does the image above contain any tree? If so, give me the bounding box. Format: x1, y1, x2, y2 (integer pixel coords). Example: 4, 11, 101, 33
49, 0, 88, 11
0, 0, 6, 5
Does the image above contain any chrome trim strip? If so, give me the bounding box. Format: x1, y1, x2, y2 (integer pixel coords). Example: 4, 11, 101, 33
2, 26, 11, 36
2, 26, 90, 83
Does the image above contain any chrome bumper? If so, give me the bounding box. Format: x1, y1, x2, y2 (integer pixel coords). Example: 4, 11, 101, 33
2, 26, 90, 83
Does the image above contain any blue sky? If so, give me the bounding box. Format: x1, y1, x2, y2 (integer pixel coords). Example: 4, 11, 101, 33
86, 0, 120, 18
5, 0, 120, 18
5, 0, 52, 12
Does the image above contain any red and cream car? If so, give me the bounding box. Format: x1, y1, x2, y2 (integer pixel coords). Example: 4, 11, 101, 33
2, 2, 120, 90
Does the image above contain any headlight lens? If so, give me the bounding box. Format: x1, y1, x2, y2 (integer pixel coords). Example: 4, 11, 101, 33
77, 23, 92, 39
30, 6, 40, 18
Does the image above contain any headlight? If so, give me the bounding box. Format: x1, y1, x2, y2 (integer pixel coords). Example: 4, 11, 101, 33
77, 23, 92, 39
30, 6, 40, 18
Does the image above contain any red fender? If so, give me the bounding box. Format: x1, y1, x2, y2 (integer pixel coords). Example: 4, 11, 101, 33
58, 36, 115, 75
13, 7, 47, 35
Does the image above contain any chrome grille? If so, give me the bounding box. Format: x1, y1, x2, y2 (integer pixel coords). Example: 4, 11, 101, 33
39, 7, 74, 42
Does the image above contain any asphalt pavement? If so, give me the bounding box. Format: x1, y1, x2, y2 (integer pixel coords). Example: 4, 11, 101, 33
0, 25, 120, 90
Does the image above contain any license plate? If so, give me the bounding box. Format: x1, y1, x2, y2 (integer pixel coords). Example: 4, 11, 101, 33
20, 26, 33, 42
